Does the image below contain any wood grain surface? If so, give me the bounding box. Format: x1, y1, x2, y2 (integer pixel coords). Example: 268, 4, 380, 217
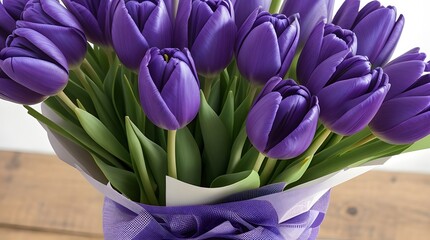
1, 151, 429, 240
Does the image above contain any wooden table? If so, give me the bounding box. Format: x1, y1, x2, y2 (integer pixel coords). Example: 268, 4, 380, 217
1, 151, 429, 240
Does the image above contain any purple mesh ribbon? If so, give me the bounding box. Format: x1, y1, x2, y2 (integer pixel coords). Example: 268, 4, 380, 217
103, 184, 330, 240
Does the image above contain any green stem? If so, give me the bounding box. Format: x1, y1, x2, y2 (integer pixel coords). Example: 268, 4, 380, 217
203, 76, 217, 98
167, 130, 177, 179
342, 134, 376, 154
260, 158, 277, 185
57, 91, 77, 110
82, 59, 102, 87
253, 153, 266, 172
269, 0, 283, 13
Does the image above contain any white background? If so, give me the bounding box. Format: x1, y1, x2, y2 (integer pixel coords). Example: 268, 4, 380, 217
1, 0, 429, 173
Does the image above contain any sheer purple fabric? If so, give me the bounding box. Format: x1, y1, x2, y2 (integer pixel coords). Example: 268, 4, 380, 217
103, 185, 330, 239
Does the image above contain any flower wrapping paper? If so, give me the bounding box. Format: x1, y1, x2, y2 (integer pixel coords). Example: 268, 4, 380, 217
41, 103, 393, 239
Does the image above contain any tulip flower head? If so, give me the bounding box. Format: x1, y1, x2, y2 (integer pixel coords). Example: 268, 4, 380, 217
62, 0, 114, 46
0, 28, 69, 104
297, 22, 357, 88
139, 48, 200, 130
175, 0, 236, 76
236, 9, 299, 85
18, 0, 87, 68
332, 0, 405, 67
281, 0, 335, 46
246, 77, 319, 159
315, 56, 390, 135
370, 49, 430, 144
112, 0, 173, 70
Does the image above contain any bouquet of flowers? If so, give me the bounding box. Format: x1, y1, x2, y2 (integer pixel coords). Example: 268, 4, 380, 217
1, 0, 429, 239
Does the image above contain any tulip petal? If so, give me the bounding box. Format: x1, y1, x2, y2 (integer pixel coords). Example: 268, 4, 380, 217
372, 111, 430, 144
142, 0, 172, 48
332, 0, 360, 29
374, 14, 405, 67
62, 0, 106, 44
112, 0, 150, 70
237, 22, 280, 84
160, 61, 200, 128
139, 56, 179, 130
370, 96, 430, 133
191, 4, 236, 75
384, 59, 426, 99
305, 50, 348, 94
36, 0, 83, 30
0, 75, 45, 104
0, 57, 68, 95
267, 101, 319, 159
277, 18, 299, 78
234, 0, 271, 29
246, 92, 282, 153
235, 7, 259, 52
253, 77, 283, 104
10, 28, 68, 71
384, 48, 425, 67
353, 8, 396, 63
16, 21, 87, 67
173, 0, 192, 48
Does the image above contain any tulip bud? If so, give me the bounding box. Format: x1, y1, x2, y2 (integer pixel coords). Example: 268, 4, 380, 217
233, 0, 270, 29
281, 0, 335, 46
1, 0, 29, 20
316, 57, 390, 135
62, 0, 113, 46
369, 49, 430, 144
236, 10, 299, 85
112, 0, 173, 70
246, 77, 319, 159
0, 28, 69, 104
139, 48, 200, 130
174, 0, 236, 76
297, 22, 356, 90
332, 0, 404, 67
17, 0, 87, 68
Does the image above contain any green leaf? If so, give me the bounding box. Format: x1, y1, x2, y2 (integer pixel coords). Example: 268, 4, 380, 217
219, 91, 234, 138
227, 125, 247, 173
272, 156, 313, 186
404, 134, 430, 153
233, 147, 259, 173
208, 78, 221, 113
199, 91, 231, 186
210, 170, 260, 190
176, 127, 202, 186
233, 92, 254, 138
125, 118, 159, 205
122, 74, 146, 132
25, 106, 123, 168
92, 154, 140, 202
128, 118, 167, 204
75, 108, 130, 166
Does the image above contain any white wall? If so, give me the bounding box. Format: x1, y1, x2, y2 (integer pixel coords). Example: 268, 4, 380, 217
1, 0, 430, 172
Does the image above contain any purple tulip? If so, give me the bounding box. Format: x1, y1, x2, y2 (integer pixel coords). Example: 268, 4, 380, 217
234, 0, 270, 29
62, 0, 113, 46
139, 48, 200, 130
246, 77, 319, 159
368, 49, 430, 144
383, 48, 429, 100
174, 0, 236, 76
297, 22, 356, 90
370, 74, 430, 145
316, 56, 390, 135
281, 0, 335, 46
17, 0, 87, 68
332, 0, 405, 67
236, 10, 299, 85
0, 28, 68, 104
111, 0, 173, 70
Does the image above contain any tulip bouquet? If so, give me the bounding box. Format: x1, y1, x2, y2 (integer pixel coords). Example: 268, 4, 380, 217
1, 0, 430, 239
